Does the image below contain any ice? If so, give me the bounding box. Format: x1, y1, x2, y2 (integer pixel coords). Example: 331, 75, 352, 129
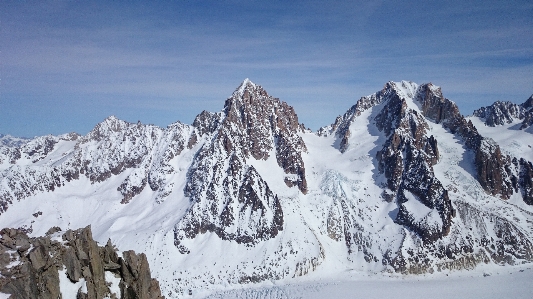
204, 267, 533, 299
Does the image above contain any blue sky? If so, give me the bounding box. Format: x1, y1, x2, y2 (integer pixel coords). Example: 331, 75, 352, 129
1, 0, 532, 137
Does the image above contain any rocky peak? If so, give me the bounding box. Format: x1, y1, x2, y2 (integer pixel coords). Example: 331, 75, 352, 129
232, 78, 258, 99
321, 81, 454, 243
415, 83, 460, 124
386, 80, 419, 100
325, 80, 531, 246
220, 79, 307, 190
522, 94, 533, 109
174, 79, 307, 253
471, 94, 533, 129
84, 116, 131, 142
318, 81, 420, 152
414, 84, 531, 204
373, 85, 453, 242
472, 101, 526, 127
0, 134, 30, 148
191, 111, 223, 136
0, 116, 194, 211
519, 95, 533, 129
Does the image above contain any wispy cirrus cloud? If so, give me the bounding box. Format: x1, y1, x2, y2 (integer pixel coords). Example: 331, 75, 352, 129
1, 0, 532, 136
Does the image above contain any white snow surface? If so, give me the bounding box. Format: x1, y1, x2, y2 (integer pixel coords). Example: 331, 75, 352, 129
105, 271, 121, 299
468, 116, 533, 162
1, 80, 533, 298
59, 268, 87, 298
204, 266, 533, 299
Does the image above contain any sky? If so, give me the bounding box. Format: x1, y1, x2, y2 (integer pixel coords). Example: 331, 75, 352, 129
1, 0, 532, 137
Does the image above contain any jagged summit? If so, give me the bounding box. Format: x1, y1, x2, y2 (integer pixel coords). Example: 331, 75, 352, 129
384, 80, 419, 100
523, 94, 533, 109
233, 78, 258, 98
472, 95, 533, 129
174, 79, 308, 254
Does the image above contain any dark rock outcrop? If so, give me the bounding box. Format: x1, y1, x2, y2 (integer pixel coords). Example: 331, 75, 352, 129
373, 82, 454, 242
120, 251, 164, 299
518, 158, 533, 205
0, 226, 164, 299
472, 101, 526, 127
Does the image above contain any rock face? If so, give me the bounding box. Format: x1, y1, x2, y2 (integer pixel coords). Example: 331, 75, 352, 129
0, 226, 164, 299
473, 95, 533, 129
318, 81, 533, 274
473, 101, 526, 126
374, 83, 453, 243
321, 82, 455, 243
174, 79, 307, 252
416, 84, 533, 202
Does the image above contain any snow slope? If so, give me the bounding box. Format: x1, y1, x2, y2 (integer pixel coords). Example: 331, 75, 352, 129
468, 117, 533, 162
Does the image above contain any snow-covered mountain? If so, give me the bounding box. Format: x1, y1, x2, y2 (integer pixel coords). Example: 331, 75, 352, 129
0, 134, 30, 148
1, 79, 532, 298
468, 96, 533, 164
472, 95, 533, 129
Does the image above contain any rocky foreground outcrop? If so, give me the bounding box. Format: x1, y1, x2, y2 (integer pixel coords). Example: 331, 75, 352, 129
0, 226, 164, 299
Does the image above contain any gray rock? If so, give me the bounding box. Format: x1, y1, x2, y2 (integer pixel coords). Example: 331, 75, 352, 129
0, 226, 165, 299
120, 251, 164, 299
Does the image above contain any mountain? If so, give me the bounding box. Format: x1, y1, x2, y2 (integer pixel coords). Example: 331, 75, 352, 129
0, 79, 532, 298
472, 95, 533, 129
0, 134, 30, 148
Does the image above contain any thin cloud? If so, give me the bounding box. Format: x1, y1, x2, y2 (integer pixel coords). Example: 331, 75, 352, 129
1, 0, 532, 136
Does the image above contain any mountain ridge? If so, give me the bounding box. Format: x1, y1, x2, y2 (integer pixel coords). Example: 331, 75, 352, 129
1, 79, 532, 298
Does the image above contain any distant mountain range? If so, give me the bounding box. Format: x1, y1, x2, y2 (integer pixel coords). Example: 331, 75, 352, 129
0, 134, 29, 148
1, 79, 532, 298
